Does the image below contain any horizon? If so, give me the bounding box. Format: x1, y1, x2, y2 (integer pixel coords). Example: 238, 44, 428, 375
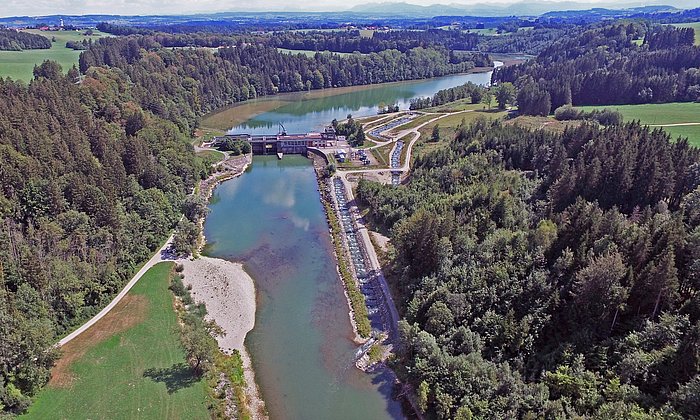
2, 0, 698, 19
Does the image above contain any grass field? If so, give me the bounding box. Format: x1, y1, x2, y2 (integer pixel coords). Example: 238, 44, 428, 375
579, 102, 700, 147
23, 262, 210, 419
0, 29, 107, 82
277, 48, 353, 57
197, 149, 226, 163
671, 22, 700, 45
413, 109, 509, 162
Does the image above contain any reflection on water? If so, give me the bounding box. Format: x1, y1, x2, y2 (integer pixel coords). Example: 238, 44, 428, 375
230, 69, 497, 135
204, 156, 404, 420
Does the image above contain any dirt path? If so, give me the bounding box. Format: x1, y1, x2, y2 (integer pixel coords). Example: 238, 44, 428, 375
57, 237, 175, 347
650, 122, 700, 127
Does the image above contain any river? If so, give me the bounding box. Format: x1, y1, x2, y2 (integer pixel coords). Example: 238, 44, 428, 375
203, 68, 499, 420
228, 68, 498, 135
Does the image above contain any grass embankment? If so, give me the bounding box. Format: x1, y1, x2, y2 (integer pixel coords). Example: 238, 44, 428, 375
413, 109, 509, 162
506, 115, 585, 134
197, 149, 227, 164
0, 29, 107, 81
424, 98, 496, 113
23, 262, 210, 419
371, 142, 395, 167
578, 102, 700, 147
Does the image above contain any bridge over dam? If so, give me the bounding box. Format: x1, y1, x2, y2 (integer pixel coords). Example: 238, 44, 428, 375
212, 126, 339, 156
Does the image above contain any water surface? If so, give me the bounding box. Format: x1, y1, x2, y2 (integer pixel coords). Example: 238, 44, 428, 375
229, 68, 498, 135
205, 156, 403, 420
205, 68, 501, 419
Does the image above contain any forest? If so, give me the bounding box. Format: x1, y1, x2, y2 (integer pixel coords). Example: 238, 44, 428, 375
0, 28, 51, 51
0, 61, 210, 413
78, 35, 490, 133
494, 23, 700, 114
269, 29, 483, 54
410, 81, 485, 109
356, 119, 700, 418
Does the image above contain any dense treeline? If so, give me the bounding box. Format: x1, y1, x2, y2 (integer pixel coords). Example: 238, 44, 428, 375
410, 81, 485, 109
494, 23, 700, 114
357, 120, 700, 418
478, 26, 571, 55
270, 29, 482, 54
79, 35, 484, 132
0, 28, 51, 51
0, 61, 210, 414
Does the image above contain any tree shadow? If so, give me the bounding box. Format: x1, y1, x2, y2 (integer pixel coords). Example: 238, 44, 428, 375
143, 363, 200, 394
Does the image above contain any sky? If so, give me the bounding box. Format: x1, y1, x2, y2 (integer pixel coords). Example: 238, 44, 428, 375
1, 0, 699, 17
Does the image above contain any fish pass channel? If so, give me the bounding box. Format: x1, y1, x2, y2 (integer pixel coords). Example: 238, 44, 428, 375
332, 177, 395, 336
205, 67, 504, 420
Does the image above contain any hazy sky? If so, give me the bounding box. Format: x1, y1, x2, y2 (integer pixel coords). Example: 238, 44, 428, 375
2, 0, 698, 17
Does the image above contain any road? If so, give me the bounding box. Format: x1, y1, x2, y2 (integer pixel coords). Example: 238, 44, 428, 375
341, 109, 474, 178
57, 236, 175, 347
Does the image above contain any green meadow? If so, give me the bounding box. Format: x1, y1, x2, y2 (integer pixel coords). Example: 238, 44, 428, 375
23, 262, 210, 419
0, 29, 107, 82
579, 102, 700, 147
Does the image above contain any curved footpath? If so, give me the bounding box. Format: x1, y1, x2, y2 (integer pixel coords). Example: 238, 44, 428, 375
342, 109, 474, 177
58, 236, 175, 347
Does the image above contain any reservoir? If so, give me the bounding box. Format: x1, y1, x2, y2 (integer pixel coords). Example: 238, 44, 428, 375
203, 68, 499, 419
225, 68, 499, 135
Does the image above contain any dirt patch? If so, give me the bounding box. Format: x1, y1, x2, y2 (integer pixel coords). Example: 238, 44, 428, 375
49, 295, 149, 388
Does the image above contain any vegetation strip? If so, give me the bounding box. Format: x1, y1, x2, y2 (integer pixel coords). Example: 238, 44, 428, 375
311, 154, 372, 339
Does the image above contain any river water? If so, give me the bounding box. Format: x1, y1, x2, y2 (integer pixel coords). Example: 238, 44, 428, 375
204, 69, 498, 420
229, 68, 498, 135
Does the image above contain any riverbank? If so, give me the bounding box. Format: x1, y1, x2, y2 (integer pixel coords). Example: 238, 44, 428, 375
180, 257, 267, 420
201, 67, 502, 131
309, 151, 372, 342
187, 151, 268, 419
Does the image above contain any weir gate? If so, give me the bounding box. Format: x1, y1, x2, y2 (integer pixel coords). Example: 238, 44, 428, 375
213, 126, 338, 156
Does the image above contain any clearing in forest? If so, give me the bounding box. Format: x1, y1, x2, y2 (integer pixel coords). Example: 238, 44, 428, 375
22, 262, 210, 419
579, 102, 700, 147
0, 29, 107, 81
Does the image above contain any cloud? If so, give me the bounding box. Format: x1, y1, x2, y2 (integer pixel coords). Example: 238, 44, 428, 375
5, 0, 691, 17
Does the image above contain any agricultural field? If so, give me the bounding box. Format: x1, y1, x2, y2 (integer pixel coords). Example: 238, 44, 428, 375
0, 29, 107, 82
579, 102, 700, 147
671, 22, 700, 45
22, 262, 210, 419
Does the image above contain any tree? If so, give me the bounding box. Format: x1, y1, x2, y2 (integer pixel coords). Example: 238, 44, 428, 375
431, 124, 441, 142
173, 219, 199, 256
482, 89, 494, 109
494, 82, 516, 109
182, 196, 208, 223
180, 318, 221, 375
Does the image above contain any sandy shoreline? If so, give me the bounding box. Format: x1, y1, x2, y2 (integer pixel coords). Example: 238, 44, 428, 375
180, 256, 267, 419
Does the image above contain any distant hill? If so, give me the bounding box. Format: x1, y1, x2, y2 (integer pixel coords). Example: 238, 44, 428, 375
349, 1, 682, 18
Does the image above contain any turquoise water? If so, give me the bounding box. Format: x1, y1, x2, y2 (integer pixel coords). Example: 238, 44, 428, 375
204, 156, 403, 420
229, 69, 497, 135
205, 70, 500, 419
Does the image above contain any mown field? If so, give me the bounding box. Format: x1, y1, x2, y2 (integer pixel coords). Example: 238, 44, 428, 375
23, 262, 210, 419
579, 102, 700, 147
0, 29, 107, 82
